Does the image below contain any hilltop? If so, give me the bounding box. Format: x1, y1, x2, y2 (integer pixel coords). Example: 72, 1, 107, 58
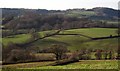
2, 7, 119, 24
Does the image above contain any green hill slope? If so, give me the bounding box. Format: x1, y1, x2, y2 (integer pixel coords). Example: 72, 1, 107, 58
3, 28, 118, 51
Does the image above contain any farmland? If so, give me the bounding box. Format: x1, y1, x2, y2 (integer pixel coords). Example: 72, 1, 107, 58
67, 11, 96, 17
2, 28, 119, 70
34, 60, 118, 69
3, 61, 54, 69
1, 6, 120, 71
3, 28, 118, 51
2, 60, 118, 70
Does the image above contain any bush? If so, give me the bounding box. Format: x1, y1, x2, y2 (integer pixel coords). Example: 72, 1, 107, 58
80, 54, 91, 60
69, 51, 79, 61
34, 53, 56, 61
3, 49, 35, 64
51, 59, 79, 66
50, 44, 68, 60
2, 42, 19, 62
95, 50, 102, 60
78, 49, 92, 60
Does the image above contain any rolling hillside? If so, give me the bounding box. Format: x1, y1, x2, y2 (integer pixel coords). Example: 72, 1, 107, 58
3, 28, 118, 51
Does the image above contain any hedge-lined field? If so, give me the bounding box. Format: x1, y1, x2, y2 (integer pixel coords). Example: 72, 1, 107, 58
3, 28, 118, 51
32, 28, 118, 51
2, 28, 119, 70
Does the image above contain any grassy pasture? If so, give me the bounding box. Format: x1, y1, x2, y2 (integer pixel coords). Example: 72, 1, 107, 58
2, 34, 31, 46
61, 28, 118, 38
67, 11, 96, 17
32, 28, 118, 51
2, 60, 118, 69
2, 28, 119, 70
34, 60, 118, 69
2, 28, 118, 51
1, 60, 115, 70
3, 61, 54, 69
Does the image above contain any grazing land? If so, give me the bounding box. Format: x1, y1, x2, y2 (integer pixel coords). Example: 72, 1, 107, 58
67, 11, 96, 17
3, 28, 118, 51
2, 60, 118, 69
35, 60, 118, 69
2, 28, 119, 70
2, 7, 120, 71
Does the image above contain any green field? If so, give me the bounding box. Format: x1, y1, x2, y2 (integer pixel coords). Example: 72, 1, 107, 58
2, 28, 119, 70
31, 28, 118, 51
62, 28, 117, 37
35, 60, 118, 69
3, 60, 118, 69
3, 34, 31, 46
67, 11, 96, 17
3, 61, 54, 69
3, 28, 118, 51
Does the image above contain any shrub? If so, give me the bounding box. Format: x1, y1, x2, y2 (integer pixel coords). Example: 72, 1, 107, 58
2, 42, 19, 62
50, 44, 68, 60
108, 51, 113, 59
34, 53, 56, 61
103, 51, 108, 60
3, 49, 35, 64
79, 49, 91, 60
95, 50, 102, 60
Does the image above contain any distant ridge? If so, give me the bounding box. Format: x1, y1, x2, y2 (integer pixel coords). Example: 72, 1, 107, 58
2, 7, 119, 20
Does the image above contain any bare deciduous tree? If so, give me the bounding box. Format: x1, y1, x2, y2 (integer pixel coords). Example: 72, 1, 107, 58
50, 44, 68, 60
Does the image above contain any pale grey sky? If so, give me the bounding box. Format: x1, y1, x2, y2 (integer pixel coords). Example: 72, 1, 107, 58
0, 0, 120, 10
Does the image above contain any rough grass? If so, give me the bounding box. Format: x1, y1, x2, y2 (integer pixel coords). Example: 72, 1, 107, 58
3, 61, 54, 69
21, 60, 118, 69
2, 60, 118, 69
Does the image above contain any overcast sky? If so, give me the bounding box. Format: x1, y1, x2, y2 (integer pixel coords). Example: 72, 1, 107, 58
0, 0, 120, 10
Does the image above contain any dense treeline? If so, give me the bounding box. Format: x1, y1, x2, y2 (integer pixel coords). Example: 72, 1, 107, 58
2, 7, 119, 37
2, 12, 118, 37
3, 43, 118, 64
2, 14, 118, 37
3, 7, 119, 31
4, 13, 118, 30
2, 7, 120, 23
